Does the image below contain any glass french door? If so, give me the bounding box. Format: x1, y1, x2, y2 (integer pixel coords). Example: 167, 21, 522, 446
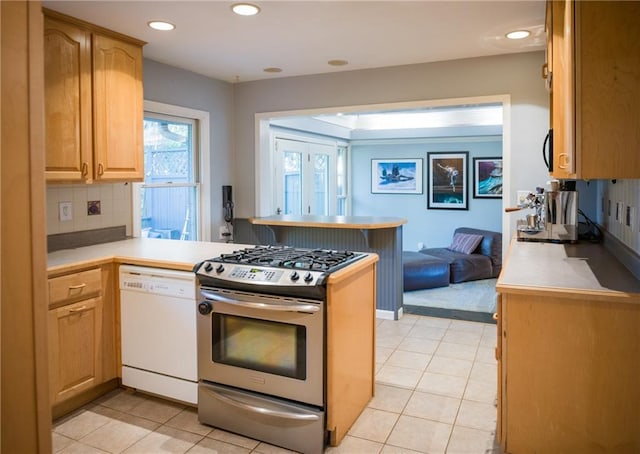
275, 138, 337, 216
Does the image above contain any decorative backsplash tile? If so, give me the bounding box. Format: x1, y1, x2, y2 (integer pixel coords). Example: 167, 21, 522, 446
47, 183, 132, 236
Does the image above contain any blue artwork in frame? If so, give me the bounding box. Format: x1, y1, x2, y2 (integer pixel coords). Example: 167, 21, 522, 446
371, 158, 423, 194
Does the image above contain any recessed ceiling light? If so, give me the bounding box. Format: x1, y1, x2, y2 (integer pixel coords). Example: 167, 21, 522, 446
328, 59, 349, 67
232, 3, 260, 16
263, 67, 282, 73
148, 21, 175, 31
506, 30, 530, 40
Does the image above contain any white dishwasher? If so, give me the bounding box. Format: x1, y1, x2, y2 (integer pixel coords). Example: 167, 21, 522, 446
119, 265, 197, 404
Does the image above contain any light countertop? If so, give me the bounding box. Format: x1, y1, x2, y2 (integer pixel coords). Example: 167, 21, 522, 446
47, 238, 252, 275
497, 240, 640, 303
48, 238, 379, 283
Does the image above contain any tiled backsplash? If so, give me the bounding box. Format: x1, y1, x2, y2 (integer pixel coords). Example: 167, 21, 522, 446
601, 179, 640, 255
46, 183, 132, 236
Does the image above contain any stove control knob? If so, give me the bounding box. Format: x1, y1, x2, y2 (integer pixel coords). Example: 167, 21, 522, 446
303, 272, 313, 283
204, 262, 213, 272
215, 264, 225, 274
290, 271, 300, 282
198, 302, 212, 315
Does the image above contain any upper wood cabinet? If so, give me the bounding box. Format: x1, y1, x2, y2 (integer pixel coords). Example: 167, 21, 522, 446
44, 9, 145, 183
547, 0, 640, 179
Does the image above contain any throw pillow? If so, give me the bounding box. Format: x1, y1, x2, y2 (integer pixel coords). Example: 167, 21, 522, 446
448, 232, 483, 254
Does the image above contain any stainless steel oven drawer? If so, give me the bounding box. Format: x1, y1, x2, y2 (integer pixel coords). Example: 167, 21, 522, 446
198, 381, 325, 454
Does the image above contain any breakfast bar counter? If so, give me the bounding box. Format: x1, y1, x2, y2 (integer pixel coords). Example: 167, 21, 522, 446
249, 215, 407, 230
244, 215, 407, 319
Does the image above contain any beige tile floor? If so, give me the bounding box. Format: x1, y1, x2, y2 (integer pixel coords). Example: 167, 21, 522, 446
52, 314, 499, 454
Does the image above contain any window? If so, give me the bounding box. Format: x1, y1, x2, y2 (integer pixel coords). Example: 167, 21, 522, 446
274, 136, 344, 216
133, 102, 210, 241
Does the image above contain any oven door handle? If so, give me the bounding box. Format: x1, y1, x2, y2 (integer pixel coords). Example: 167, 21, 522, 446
203, 386, 320, 421
200, 290, 319, 313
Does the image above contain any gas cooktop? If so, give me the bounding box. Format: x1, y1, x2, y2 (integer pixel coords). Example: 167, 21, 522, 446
215, 245, 364, 272
194, 246, 366, 297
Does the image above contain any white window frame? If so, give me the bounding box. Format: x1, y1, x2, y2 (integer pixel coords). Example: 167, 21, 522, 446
133, 101, 211, 241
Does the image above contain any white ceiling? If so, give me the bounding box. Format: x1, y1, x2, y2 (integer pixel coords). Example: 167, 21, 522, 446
42, 0, 546, 84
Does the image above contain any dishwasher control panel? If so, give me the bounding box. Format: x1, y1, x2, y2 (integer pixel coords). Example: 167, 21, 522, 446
119, 265, 196, 299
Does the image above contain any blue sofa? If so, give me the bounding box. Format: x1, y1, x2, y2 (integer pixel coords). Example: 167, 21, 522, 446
403, 227, 502, 290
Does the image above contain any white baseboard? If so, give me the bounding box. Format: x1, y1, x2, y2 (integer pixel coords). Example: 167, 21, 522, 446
376, 307, 402, 320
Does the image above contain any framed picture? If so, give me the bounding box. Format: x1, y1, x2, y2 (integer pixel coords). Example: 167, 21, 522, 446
427, 152, 468, 209
473, 157, 503, 198
371, 158, 423, 194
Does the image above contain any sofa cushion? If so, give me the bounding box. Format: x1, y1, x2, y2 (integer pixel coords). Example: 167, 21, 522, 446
448, 232, 483, 254
402, 252, 450, 291
420, 248, 493, 283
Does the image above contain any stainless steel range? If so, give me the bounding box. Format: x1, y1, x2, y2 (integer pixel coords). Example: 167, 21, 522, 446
193, 246, 366, 454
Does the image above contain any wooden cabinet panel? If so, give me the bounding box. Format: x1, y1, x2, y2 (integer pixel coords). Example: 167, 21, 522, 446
92, 34, 143, 181
577, 1, 640, 178
48, 267, 101, 307
499, 293, 640, 452
48, 297, 104, 405
548, 0, 640, 179
326, 262, 376, 446
44, 17, 92, 181
47, 264, 117, 414
43, 9, 144, 183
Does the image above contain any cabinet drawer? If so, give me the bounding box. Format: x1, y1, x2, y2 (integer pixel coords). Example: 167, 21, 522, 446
49, 268, 102, 306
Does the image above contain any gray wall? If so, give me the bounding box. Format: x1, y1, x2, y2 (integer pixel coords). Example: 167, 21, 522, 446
233, 51, 551, 246
143, 59, 234, 237
352, 138, 503, 249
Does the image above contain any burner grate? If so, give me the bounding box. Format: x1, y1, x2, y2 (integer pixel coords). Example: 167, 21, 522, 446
216, 246, 360, 272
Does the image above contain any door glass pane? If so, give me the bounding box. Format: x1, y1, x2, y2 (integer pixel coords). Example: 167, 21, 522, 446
313, 154, 329, 215
284, 151, 302, 215
336, 146, 347, 215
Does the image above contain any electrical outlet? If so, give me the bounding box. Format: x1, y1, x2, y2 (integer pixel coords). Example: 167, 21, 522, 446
617, 202, 624, 224
59, 201, 72, 221
219, 225, 232, 240
87, 200, 101, 216
626, 206, 635, 228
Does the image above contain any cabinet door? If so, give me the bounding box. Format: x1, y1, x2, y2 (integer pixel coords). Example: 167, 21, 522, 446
550, 0, 575, 179
44, 17, 92, 182
577, 1, 640, 179
48, 297, 104, 405
92, 33, 144, 182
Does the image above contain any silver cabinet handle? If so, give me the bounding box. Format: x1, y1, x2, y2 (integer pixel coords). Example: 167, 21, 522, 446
203, 387, 319, 422
200, 290, 319, 313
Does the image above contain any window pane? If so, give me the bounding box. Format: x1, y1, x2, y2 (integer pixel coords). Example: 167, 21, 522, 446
140, 185, 198, 240
141, 114, 198, 241
144, 118, 194, 183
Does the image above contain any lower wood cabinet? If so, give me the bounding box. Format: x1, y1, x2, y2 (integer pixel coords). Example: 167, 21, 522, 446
497, 292, 640, 453
47, 264, 117, 418
48, 296, 104, 404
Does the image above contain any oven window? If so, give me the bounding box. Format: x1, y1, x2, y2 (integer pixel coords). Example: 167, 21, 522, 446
212, 314, 306, 380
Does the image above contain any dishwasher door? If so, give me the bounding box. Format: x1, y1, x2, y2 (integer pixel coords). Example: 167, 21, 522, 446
119, 265, 197, 404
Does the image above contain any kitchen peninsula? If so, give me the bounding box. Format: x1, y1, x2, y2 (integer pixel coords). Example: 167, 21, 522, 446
496, 239, 640, 453
248, 215, 407, 319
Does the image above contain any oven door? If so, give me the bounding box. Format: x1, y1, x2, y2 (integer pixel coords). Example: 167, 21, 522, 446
197, 287, 324, 407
